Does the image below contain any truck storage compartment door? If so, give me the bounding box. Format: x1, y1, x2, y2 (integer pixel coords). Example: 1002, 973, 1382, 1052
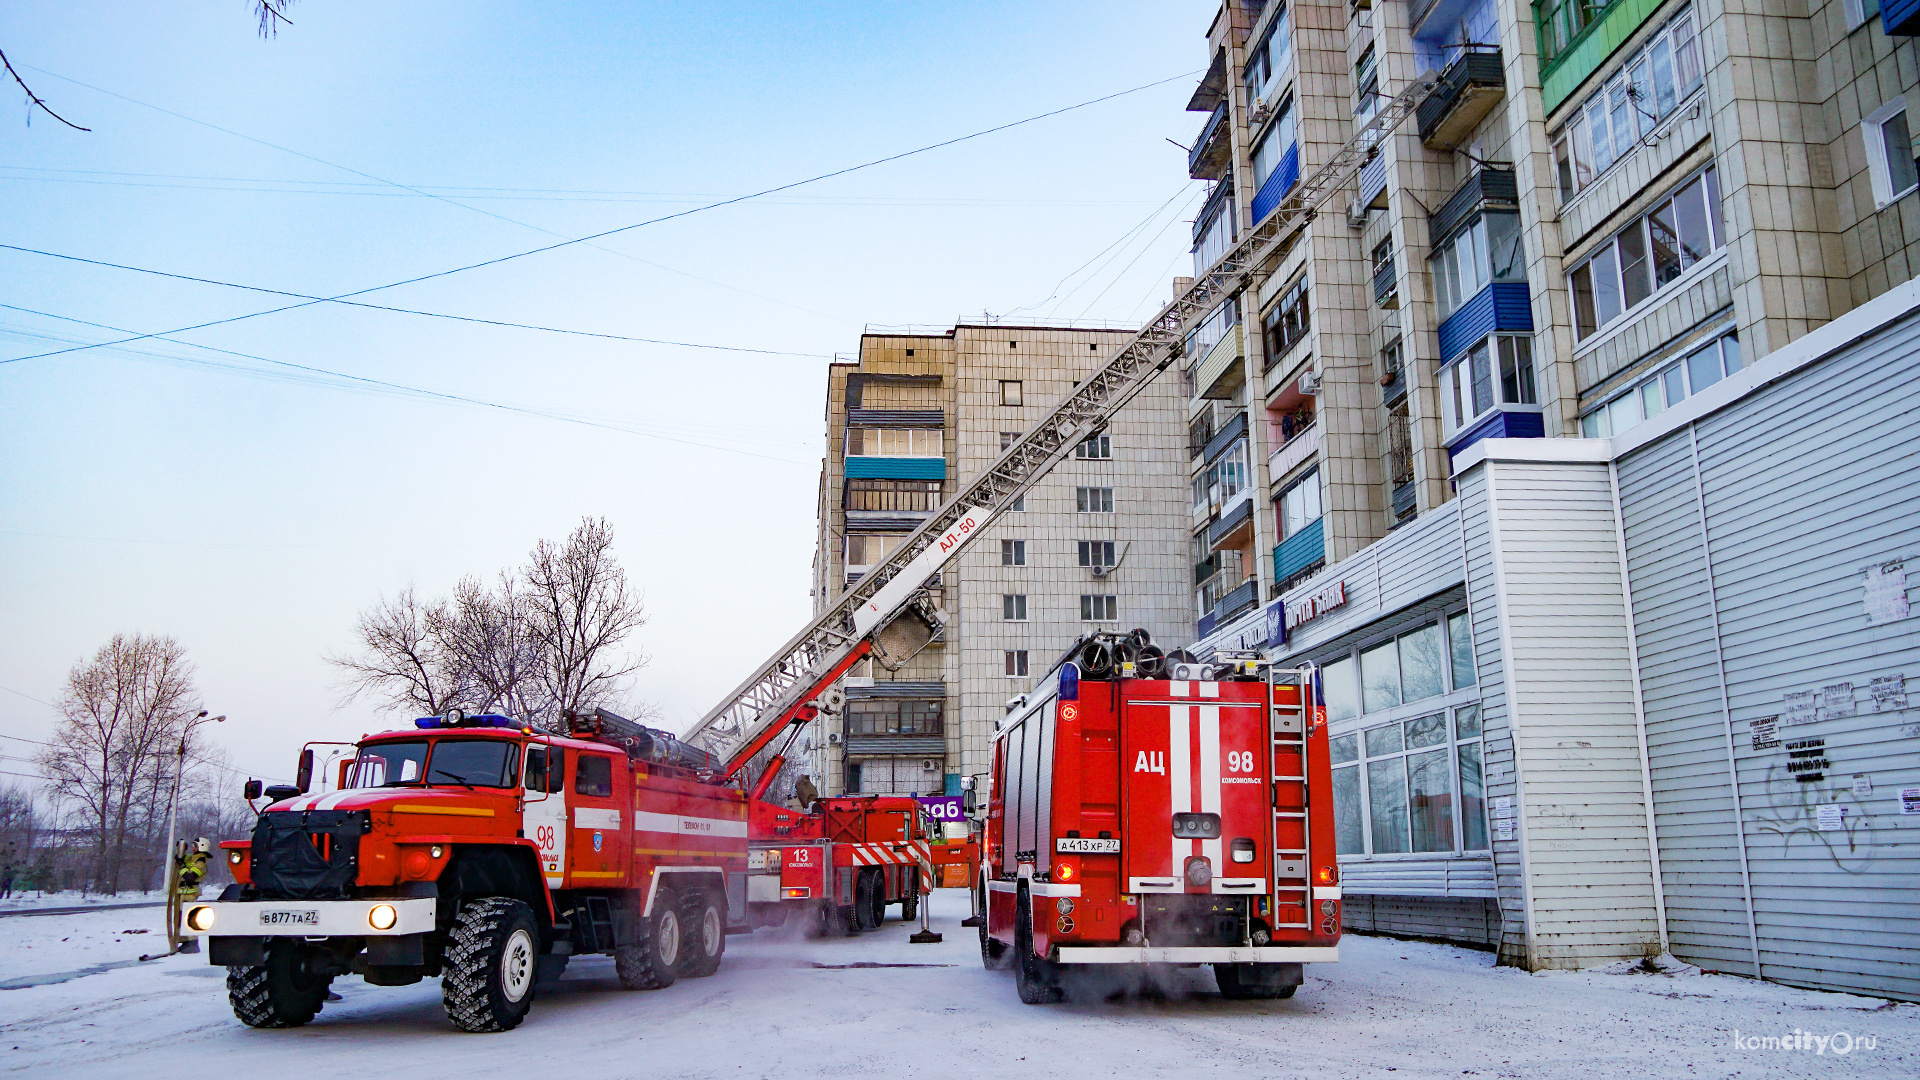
1121, 691, 1270, 894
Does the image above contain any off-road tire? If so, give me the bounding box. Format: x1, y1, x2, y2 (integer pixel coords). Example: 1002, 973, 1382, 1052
226, 941, 330, 1028
850, 869, 880, 932
614, 889, 680, 990
900, 888, 919, 923
865, 869, 888, 928
442, 896, 539, 1033
1013, 885, 1062, 1004
1214, 962, 1298, 1000
678, 890, 725, 978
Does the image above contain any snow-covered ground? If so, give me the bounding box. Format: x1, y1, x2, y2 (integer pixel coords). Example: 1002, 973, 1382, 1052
0, 890, 164, 914
3, 891, 1914, 1079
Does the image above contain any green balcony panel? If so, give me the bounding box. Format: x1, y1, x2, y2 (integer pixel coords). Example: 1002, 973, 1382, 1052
1273, 517, 1326, 582
844, 457, 947, 480
1538, 0, 1665, 114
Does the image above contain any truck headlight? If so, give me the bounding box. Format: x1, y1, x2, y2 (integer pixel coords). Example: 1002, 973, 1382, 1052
228, 850, 243, 866
186, 905, 216, 931
368, 904, 398, 930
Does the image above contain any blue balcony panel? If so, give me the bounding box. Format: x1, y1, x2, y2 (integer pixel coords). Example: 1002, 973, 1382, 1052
1889, 0, 1920, 34
1197, 610, 1219, 639
1436, 282, 1533, 363
1445, 408, 1545, 464
844, 456, 947, 480
1250, 143, 1301, 225
1273, 517, 1325, 583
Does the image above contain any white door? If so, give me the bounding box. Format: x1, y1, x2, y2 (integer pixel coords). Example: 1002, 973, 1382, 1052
523, 741, 568, 887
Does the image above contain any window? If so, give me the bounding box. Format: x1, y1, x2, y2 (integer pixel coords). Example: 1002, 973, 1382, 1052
1081, 594, 1119, 621
1330, 701, 1487, 856
1243, 5, 1292, 108
1322, 655, 1358, 722
1078, 540, 1116, 567
1251, 95, 1297, 191
1550, 9, 1703, 198
1449, 611, 1476, 689
1580, 327, 1740, 437
350, 740, 427, 787
1076, 487, 1114, 513
846, 533, 908, 568
1864, 99, 1920, 209
1569, 165, 1721, 340
574, 754, 614, 798
1371, 237, 1396, 302
847, 698, 943, 736
846, 427, 940, 456
1000, 380, 1023, 406
1276, 468, 1322, 540
1844, 0, 1883, 31
1184, 296, 1237, 361
1005, 650, 1030, 677
845, 479, 942, 512
1010, 495, 1025, 512
1430, 212, 1524, 322
1000, 431, 1020, 450
1075, 434, 1111, 459
1440, 335, 1535, 432
523, 745, 564, 794
1354, 44, 1380, 121
1002, 594, 1028, 621
1202, 438, 1250, 514
429, 739, 521, 788
1194, 192, 1238, 276
1264, 276, 1310, 359
1001, 539, 1026, 566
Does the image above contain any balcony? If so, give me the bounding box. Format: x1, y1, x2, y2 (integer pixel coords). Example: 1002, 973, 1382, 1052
1200, 578, 1259, 638
1208, 495, 1255, 552
1445, 408, 1544, 464
1417, 49, 1505, 150
1202, 409, 1248, 464
1429, 167, 1517, 249
1250, 142, 1301, 224
1273, 517, 1326, 586
1892, 0, 1920, 33
1267, 419, 1320, 484
1358, 152, 1389, 213
844, 456, 946, 481
1189, 103, 1232, 181
1190, 324, 1244, 401
1373, 255, 1399, 309
1437, 282, 1533, 363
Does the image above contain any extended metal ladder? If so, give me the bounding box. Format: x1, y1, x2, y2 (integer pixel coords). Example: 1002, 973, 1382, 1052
1268, 667, 1315, 929
683, 73, 1439, 775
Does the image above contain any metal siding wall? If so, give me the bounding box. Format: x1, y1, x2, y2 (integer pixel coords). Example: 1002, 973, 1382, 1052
1617, 431, 1756, 974
1621, 311, 1920, 1000
1456, 470, 1528, 965
1487, 462, 1662, 968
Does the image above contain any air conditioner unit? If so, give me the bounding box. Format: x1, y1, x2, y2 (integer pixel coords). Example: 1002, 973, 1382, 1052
921, 759, 938, 772
1298, 370, 1323, 395
1250, 97, 1273, 124
827, 731, 842, 745
1346, 198, 1367, 228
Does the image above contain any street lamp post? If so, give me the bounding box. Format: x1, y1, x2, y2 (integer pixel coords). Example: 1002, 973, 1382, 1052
162, 709, 223, 955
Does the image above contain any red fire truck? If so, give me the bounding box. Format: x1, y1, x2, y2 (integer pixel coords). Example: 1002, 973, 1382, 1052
184, 708, 745, 1032
746, 793, 935, 933
980, 636, 1340, 1003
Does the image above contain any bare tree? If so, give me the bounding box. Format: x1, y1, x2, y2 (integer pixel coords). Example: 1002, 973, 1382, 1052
37, 634, 204, 893
328, 587, 470, 718
331, 518, 651, 729
525, 518, 648, 721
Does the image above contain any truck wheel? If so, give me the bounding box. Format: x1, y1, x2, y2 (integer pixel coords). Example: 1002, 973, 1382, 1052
865, 869, 889, 928
678, 890, 725, 978
901, 888, 919, 922
978, 885, 1009, 970
442, 896, 539, 1032
851, 869, 880, 932
615, 890, 680, 990
1013, 884, 1061, 1004
1214, 962, 1298, 1000
226, 941, 330, 1028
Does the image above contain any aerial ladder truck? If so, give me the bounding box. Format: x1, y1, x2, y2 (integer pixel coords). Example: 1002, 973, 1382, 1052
686, 71, 1439, 958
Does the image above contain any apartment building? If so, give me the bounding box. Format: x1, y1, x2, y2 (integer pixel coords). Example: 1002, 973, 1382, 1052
809, 322, 1189, 800
1175, 0, 1920, 995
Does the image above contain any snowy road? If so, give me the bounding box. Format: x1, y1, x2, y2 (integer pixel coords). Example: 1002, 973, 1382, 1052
4, 892, 1915, 1079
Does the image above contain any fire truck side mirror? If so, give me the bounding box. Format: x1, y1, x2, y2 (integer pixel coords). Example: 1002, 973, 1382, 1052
242, 779, 263, 801
962, 787, 978, 814
296, 749, 314, 794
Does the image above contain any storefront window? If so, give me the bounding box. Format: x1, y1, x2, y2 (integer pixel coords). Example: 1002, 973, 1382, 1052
1449, 611, 1476, 689
1322, 655, 1358, 721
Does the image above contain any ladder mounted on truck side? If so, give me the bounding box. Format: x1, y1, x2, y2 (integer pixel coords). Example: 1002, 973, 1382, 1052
684, 72, 1439, 783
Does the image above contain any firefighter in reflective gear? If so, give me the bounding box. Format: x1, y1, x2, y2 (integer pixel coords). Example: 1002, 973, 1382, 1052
793, 774, 818, 812
176, 838, 211, 902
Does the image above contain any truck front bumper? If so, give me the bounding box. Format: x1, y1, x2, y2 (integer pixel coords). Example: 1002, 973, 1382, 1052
1053, 945, 1338, 964
183, 897, 437, 937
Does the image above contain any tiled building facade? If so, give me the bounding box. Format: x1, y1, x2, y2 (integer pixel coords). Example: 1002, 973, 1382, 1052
810, 323, 1189, 799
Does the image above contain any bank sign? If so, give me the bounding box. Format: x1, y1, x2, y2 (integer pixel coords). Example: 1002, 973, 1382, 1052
918, 795, 966, 823
1286, 580, 1348, 631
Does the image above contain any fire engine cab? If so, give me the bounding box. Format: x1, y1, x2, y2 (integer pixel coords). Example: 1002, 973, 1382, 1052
980, 634, 1340, 1003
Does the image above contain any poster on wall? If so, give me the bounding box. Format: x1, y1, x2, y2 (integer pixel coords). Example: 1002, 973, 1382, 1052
1490, 796, 1515, 842
1749, 716, 1779, 751
1864, 562, 1910, 625
1871, 674, 1908, 711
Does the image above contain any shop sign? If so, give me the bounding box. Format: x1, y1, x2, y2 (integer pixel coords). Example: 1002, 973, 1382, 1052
1286, 580, 1348, 630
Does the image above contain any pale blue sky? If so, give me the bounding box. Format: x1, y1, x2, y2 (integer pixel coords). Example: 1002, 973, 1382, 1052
0, 0, 1211, 786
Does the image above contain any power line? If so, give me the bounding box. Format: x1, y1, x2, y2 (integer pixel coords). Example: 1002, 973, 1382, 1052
0, 244, 833, 359
0, 304, 814, 464
0, 68, 1199, 369
1002, 185, 1196, 317
0, 686, 55, 708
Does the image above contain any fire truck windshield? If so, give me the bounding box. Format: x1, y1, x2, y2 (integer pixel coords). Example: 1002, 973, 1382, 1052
348, 739, 519, 789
